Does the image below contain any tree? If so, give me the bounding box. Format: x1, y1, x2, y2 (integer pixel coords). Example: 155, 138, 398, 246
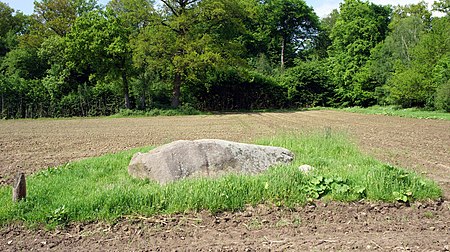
433, 54, 450, 111
281, 59, 332, 107
368, 15, 426, 88
158, 0, 200, 108
260, 0, 319, 69
329, 0, 390, 106
160, 0, 214, 108
433, 0, 450, 14
107, 0, 154, 30
374, 2, 449, 108
66, 9, 134, 109
391, 1, 431, 27
0, 2, 28, 56
107, 0, 156, 109
362, 2, 433, 107
313, 9, 339, 59
389, 15, 450, 107
33, 0, 98, 36
134, 0, 245, 108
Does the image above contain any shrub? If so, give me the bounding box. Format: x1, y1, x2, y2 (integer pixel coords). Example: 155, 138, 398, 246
280, 60, 332, 108
187, 67, 288, 111
386, 69, 430, 108
435, 80, 450, 112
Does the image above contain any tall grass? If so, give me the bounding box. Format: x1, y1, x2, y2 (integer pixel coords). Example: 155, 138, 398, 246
0, 132, 441, 227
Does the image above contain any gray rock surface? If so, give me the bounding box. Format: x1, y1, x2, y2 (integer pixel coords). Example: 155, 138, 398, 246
128, 139, 294, 184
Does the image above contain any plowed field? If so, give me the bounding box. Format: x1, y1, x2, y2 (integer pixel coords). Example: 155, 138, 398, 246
1, 110, 449, 251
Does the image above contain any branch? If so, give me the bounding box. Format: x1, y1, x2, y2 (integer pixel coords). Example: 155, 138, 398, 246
161, 20, 181, 34
186, 0, 200, 5
161, 0, 179, 17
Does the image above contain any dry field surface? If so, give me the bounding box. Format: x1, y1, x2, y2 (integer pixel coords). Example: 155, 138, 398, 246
0, 110, 449, 251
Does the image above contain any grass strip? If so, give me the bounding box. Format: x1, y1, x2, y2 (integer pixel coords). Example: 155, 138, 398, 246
0, 132, 441, 228
109, 107, 207, 118
336, 106, 450, 120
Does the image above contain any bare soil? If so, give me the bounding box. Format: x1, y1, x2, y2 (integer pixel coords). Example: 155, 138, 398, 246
1, 110, 449, 251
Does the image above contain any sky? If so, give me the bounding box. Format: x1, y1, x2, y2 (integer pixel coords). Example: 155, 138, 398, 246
2, 0, 438, 18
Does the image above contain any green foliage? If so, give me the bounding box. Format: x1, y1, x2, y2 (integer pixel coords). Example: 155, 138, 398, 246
0, 2, 29, 56
329, 0, 391, 107
312, 9, 338, 59
111, 105, 204, 117
187, 67, 287, 110
435, 81, 450, 112
355, 2, 450, 111
305, 175, 353, 200
281, 59, 332, 107
338, 106, 450, 120
393, 190, 413, 203
369, 14, 425, 89
259, 0, 319, 68
433, 0, 450, 14
66, 9, 135, 108
33, 0, 99, 37
386, 68, 430, 107
382, 16, 450, 109
0, 132, 441, 227
433, 55, 450, 111
46, 205, 70, 227
1, 0, 449, 117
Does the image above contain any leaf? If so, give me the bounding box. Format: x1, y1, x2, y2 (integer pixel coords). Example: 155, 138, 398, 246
310, 176, 324, 185
354, 186, 366, 195
309, 191, 320, 199
334, 177, 345, 183
393, 191, 412, 203
334, 184, 350, 194
324, 178, 334, 185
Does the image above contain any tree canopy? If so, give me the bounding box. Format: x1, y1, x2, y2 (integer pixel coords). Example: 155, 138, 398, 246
0, 0, 449, 118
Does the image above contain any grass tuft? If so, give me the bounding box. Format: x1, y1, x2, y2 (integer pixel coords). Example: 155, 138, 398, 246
0, 131, 442, 228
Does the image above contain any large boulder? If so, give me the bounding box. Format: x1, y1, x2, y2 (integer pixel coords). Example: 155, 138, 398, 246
128, 139, 294, 184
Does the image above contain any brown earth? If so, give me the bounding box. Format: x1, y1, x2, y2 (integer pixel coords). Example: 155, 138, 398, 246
0, 110, 449, 251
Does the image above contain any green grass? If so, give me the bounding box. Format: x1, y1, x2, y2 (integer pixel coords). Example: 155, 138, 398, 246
109, 106, 207, 118
0, 132, 442, 228
336, 105, 450, 120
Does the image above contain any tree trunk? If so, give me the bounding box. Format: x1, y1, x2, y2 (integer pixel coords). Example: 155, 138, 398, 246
139, 92, 146, 110
122, 71, 131, 109
79, 89, 85, 117
139, 73, 147, 110
1, 93, 4, 118
12, 172, 26, 202
20, 96, 26, 118
281, 37, 285, 71
171, 72, 181, 108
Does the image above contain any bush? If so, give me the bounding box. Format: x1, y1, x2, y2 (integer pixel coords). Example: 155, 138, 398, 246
386, 69, 430, 108
280, 60, 332, 108
187, 67, 288, 111
59, 93, 82, 117
113, 106, 203, 118
432, 55, 450, 112
435, 80, 450, 112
